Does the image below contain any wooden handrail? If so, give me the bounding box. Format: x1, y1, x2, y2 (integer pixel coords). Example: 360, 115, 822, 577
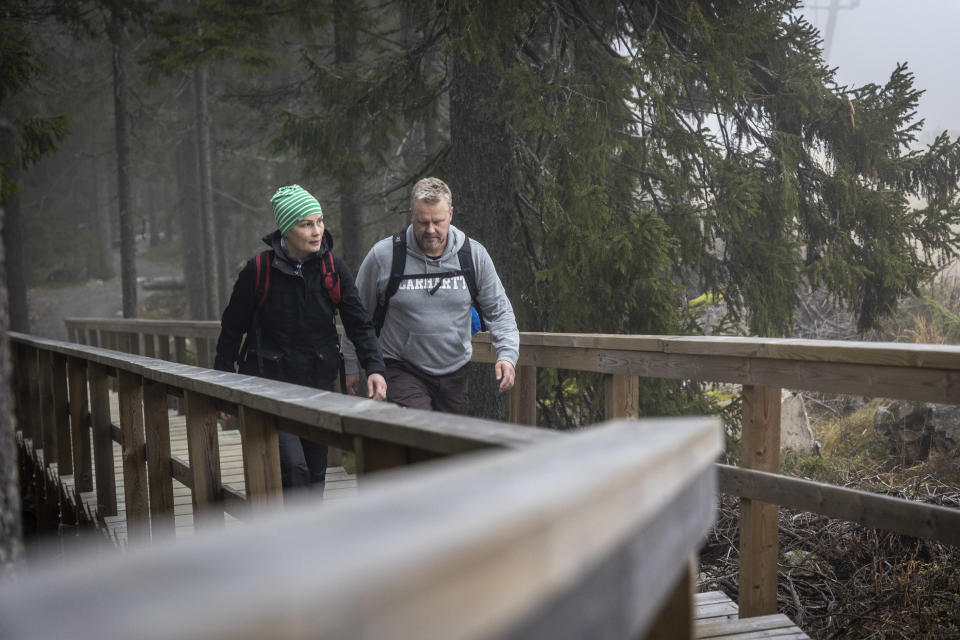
0, 417, 723, 640
59, 317, 960, 620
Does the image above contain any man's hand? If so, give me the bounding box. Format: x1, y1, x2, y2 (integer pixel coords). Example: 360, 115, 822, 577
367, 373, 387, 401
495, 360, 516, 393
345, 373, 360, 396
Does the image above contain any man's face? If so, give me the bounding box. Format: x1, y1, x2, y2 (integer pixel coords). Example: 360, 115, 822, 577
410, 198, 452, 256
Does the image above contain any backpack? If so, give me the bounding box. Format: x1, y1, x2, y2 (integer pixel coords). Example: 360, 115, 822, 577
371, 228, 485, 337
253, 249, 341, 310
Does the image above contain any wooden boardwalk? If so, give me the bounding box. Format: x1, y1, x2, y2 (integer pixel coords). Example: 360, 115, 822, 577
41, 394, 808, 639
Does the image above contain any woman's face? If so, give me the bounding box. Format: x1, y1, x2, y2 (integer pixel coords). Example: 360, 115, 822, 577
284, 213, 324, 260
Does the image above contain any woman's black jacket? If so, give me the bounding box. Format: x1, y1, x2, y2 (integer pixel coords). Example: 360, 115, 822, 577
214, 230, 385, 390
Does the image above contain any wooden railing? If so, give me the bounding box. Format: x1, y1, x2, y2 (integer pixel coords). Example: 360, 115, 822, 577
61, 318, 960, 619
7, 331, 721, 639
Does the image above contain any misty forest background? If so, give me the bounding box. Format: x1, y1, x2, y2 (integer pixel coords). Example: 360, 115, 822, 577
4, 0, 960, 427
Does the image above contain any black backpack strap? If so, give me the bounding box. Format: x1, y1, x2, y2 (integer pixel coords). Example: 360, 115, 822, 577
457, 236, 486, 331
372, 230, 407, 336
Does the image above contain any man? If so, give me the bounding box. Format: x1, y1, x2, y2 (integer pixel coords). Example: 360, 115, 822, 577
343, 177, 519, 413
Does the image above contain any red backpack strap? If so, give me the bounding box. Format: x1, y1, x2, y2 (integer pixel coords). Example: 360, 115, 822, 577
254, 250, 273, 310
322, 251, 341, 305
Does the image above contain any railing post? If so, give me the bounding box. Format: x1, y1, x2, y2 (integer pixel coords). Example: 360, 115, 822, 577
51, 353, 72, 477
509, 364, 537, 425
68, 357, 93, 494
174, 336, 187, 364
143, 379, 175, 540
643, 556, 696, 640
143, 333, 156, 358
197, 338, 210, 369
88, 363, 117, 518
38, 350, 57, 470
354, 436, 408, 475
12, 344, 32, 443
159, 334, 171, 361
184, 390, 224, 531
118, 370, 150, 544
604, 373, 639, 419
239, 407, 282, 509
738, 384, 781, 618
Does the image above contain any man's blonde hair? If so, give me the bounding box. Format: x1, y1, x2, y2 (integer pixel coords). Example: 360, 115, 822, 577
410, 177, 452, 211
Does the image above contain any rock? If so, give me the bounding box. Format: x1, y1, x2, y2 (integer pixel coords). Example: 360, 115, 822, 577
874, 401, 960, 464
781, 391, 818, 454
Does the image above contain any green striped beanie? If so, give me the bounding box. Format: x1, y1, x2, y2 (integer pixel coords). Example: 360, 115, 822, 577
271, 184, 323, 236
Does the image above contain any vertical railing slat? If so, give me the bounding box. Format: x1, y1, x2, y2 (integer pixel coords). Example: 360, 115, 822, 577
603, 373, 640, 419
88, 363, 117, 518
184, 390, 223, 530
239, 407, 282, 510
51, 353, 72, 477
68, 357, 93, 494
118, 370, 149, 544
738, 384, 781, 618
143, 378, 175, 540
509, 364, 537, 425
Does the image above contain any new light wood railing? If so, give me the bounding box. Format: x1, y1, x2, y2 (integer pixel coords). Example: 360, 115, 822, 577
61, 318, 960, 619
8, 330, 722, 639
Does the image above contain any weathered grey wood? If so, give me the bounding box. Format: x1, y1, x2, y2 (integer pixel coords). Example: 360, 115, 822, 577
718, 464, 960, 547
159, 334, 171, 361
118, 370, 150, 544
239, 407, 282, 509
509, 364, 537, 425
51, 353, 72, 476
38, 350, 57, 466
739, 385, 781, 619
184, 390, 223, 531
0, 417, 723, 640
694, 613, 809, 638
643, 556, 696, 640
88, 362, 117, 517
354, 436, 408, 474
196, 338, 210, 369
143, 378, 175, 540
174, 336, 187, 364
143, 333, 156, 358
604, 373, 639, 419
67, 356, 93, 493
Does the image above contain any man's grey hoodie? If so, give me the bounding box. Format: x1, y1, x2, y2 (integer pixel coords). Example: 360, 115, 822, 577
343, 224, 519, 376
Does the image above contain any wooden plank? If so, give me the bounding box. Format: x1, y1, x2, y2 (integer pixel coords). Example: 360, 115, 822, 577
604, 373, 639, 419
51, 353, 73, 477
38, 350, 57, 468
143, 333, 156, 359
239, 407, 282, 509
159, 334, 171, 361
196, 338, 210, 369
739, 385, 781, 619
508, 364, 537, 425
717, 464, 960, 547
89, 362, 117, 518
118, 371, 150, 544
184, 390, 224, 531
0, 416, 723, 640
144, 378, 175, 541
174, 336, 187, 364
695, 614, 808, 639
643, 556, 696, 640
354, 436, 408, 474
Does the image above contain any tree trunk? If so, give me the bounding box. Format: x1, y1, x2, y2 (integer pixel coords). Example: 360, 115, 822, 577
0, 119, 28, 333
449, 51, 517, 421
0, 172, 24, 578
111, 10, 137, 318
334, 0, 365, 267
194, 64, 220, 319
93, 148, 115, 280
177, 77, 207, 320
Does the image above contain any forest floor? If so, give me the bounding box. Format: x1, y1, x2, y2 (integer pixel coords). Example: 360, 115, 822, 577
25, 243, 183, 342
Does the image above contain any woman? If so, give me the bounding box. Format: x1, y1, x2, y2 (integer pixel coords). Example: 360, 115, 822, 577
214, 184, 386, 496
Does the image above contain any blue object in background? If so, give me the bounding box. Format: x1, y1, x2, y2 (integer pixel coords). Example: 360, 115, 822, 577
470, 306, 482, 335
